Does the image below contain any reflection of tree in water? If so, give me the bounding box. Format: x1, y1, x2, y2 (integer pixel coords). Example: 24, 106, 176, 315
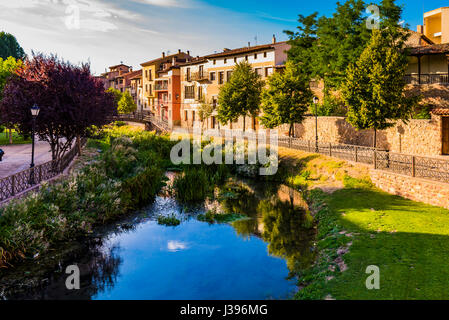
218, 179, 316, 277
3, 239, 122, 300
260, 199, 316, 277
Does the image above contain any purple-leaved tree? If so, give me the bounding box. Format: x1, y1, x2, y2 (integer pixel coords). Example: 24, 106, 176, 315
0, 53, 116, 164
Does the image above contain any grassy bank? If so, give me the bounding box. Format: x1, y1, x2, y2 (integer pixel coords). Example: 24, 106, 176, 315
280, 149, 449, 299
0, 130, 31, 145
0, 125, 174, 268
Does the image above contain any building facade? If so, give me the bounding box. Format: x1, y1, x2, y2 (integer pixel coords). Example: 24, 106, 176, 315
141, 50, 191, 115
179, 37, 290, 130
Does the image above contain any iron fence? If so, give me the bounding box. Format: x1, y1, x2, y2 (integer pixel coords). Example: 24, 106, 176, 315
115, 113, 449, 184
0, 138, 87, 202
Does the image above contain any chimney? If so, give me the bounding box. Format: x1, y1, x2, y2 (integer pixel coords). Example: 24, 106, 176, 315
187, 50, 190, 56
248, 41, 251, 47
178, 49, 181, 54
417, 25, 424, 34
162, 52, 165, 58
272, 34, 276, 44
172, 57, 176, 65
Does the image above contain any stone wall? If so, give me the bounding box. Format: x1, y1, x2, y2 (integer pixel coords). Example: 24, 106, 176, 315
370, 169, 449, 209
290, 115, 443, 156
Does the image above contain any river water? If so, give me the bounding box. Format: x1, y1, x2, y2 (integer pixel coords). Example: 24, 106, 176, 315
1, 178, 316, 300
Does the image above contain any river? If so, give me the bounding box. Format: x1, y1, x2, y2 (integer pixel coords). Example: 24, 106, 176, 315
0, 177, 316, 300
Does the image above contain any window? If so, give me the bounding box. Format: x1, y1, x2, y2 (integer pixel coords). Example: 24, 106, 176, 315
145, 70, 148, 79
265, 67, 273, 77
255, 68, 262, 77
264, 52, 267, 58
226, 70, 233, 82
186, 67, 191, 81
198, 86, 203, 100
210, 72, 216, 81
234, 57, 237, 63
213, 60, 216, 65
149, 70, 152, 81
224, 58, 227, 64
185, 85, 195, 99
199, 65, 204, 77
254, 53, 257, 59
149, 84, 152, 95
192, 110, 195, 121
185, 110, 188, 120
218, 71, 224, 84
245, 55, 248, 61
212, 96, 217, 107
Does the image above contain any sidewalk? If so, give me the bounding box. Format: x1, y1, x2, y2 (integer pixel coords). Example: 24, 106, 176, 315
0, 140, 53, 178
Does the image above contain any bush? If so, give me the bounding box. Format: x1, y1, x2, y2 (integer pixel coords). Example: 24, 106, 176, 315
173, 167, 211, 202
0, 127, 172, 268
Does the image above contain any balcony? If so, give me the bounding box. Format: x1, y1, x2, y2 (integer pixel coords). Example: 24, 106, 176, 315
155, 82, 168, 91
404, 73, 449, 85
185, 71, 209, 82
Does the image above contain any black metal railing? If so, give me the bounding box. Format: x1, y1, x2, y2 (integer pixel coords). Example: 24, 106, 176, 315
404, 73, 449, 85
0, 138, 87, 202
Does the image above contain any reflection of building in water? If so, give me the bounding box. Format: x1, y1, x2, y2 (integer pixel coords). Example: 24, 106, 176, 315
276, 184, 309, 210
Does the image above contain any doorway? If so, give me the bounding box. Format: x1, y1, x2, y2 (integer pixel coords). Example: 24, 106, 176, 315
443, 117, 449, 155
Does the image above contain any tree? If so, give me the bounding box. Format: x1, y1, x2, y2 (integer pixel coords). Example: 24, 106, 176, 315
107, 87, 122, 106
0, 53, 116, 164
0, 56, 22, 144
117, 91, 137, 114
197, 98, 214, 129
260, 62, 313, 137
217, 61, 264, 130
0, 32, 25, 60
285, 0, 408, 115
341, 29, 418, 147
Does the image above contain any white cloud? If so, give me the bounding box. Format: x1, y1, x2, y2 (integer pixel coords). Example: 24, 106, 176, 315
167, 240, 188, 252
130, 0, 187, 7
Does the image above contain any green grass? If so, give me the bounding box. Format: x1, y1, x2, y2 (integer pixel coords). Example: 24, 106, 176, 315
294, 177, 449, 300
0, 131, 31, 145
322, 186, 449, 300
279, 149, 449, 300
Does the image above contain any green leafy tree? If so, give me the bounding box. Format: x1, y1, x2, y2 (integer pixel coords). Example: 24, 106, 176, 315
341, 29, 418, 148
217, 61, 264, 130
0, 56, 22, 144
106, 87, 122, 106
117, 91, 137, 114
285, 0, 408, 115
260, 62, 313, 137
198, 98, 214, 129
0, 32, 25, 60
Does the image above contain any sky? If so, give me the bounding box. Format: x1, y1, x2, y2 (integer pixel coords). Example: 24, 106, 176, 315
0, 0, 446, 75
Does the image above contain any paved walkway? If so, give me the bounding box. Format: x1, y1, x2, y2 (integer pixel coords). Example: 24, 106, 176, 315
0, 140, 53, 178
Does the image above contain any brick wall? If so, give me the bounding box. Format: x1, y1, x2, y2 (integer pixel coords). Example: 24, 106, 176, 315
370, 169, 449, 209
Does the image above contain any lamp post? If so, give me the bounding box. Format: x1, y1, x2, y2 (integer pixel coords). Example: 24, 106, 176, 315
313, 96, 319, 152
30, 104, 40, 185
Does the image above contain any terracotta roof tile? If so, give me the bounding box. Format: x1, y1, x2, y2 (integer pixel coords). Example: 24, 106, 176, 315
432, 108, 449, 115
204, 42, 286, 59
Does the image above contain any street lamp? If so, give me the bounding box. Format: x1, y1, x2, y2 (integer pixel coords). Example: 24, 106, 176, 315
313, 96, 319, 152
30, 104, 40, 185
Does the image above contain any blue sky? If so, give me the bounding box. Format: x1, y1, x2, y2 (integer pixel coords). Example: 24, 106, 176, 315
0, 0, 445, 75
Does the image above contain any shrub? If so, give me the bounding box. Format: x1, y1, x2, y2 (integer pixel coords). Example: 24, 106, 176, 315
173, 167, 211, 202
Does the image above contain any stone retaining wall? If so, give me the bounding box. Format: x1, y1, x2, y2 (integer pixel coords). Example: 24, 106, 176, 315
370, 169, 449, 209
289, 115, 443, 156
